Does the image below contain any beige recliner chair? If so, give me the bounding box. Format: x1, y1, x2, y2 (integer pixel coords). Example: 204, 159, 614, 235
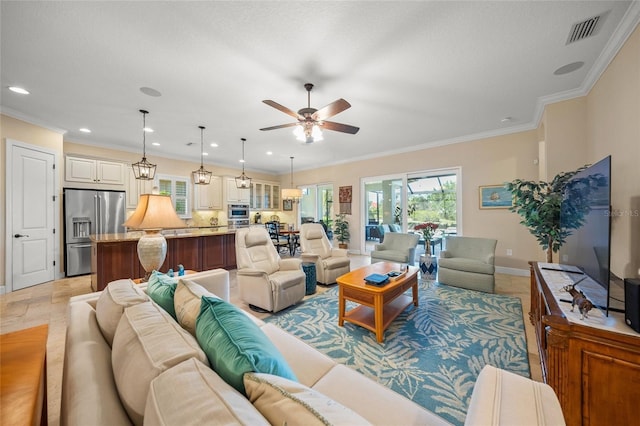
235, 227, 306, 312
299, 223, 350, 285
438, 236, 497, 293
370, 232, 420, 266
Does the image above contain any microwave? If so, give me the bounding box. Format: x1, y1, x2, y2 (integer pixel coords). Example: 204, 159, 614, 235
228, 204, 250, 220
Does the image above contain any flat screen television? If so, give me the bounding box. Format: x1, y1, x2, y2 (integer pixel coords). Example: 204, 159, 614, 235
559, 156, 613, 315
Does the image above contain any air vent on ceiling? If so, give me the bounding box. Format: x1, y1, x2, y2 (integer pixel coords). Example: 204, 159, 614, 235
566, 14, 602, 45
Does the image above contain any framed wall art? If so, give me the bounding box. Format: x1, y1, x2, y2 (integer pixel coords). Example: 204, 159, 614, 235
479, 185, 513, 209
283, 199, 293, 211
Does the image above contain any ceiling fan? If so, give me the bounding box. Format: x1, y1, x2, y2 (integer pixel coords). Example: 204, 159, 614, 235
260, 83, 359, 143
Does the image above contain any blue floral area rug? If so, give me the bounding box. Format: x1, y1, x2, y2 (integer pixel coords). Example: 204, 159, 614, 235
264, 281, 530, 425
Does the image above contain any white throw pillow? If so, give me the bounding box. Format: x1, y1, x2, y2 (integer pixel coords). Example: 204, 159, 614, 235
145, 358, 270, 426
111, 301, 208, 425
244, 372, 372, 426
174, 278, 219, 336
95, 278, 148, 346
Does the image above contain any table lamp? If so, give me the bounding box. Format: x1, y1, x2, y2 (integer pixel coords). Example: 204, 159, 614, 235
123, 194, 185, 281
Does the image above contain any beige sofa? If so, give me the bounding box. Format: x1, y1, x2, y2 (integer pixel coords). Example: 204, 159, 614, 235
61, 268, 565, 426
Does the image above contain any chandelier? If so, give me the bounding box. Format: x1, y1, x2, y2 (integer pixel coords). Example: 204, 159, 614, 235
131, 109, 157, 180
192, 125, 212, 185
235, 138, 252, 189
281, 156, 302, 203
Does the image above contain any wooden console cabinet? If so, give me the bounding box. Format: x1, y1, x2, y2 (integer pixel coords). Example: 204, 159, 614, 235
530, 262, 640, 426
91, 231, 236, 291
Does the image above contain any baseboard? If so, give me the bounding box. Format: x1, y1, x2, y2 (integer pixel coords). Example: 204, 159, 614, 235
496, 266, 530, 277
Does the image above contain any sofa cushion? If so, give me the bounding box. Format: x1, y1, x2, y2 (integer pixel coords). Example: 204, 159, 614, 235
146, 270, 179, 318
196, 296, 297, 394
62, 301, 132, 426
464, 365, 565, 426
174, 278, 220, 336
95, 278, 148, 346
244, 372, 372, 426
112, 301, 209, 425
145, 358, 269, 426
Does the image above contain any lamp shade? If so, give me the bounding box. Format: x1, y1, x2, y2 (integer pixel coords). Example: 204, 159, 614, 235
123, 194, 185, 230
281, 188, 303, 199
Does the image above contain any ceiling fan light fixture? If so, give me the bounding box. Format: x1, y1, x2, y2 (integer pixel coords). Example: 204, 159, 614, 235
192, 126, 212, 185
132, 109, 157, 180
293, 122, 323, 143
235, 138, 252, 189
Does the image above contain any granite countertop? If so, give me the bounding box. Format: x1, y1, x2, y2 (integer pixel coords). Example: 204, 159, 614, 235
90, 227, 236, 243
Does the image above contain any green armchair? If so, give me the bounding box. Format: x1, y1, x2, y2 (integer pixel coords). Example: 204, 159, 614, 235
438, 236, 497, 293
370, 232, 420, 266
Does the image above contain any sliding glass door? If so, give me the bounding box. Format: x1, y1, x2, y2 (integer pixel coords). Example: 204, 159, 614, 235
300, 184, 334, 234
362, 168, 460, 259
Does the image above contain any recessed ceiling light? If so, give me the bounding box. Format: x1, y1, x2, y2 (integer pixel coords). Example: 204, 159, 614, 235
500, 117, 512, 123
210, 143, 218, 148
140, 87, 162, 97
9, 86, 29, 95
203, 152, 209, 156
553, 61, 584, 75
152, 142, 160, 146
143, 127, 154, 133
239, 159, 245, 163
79, 128, 91, 133
266, 151, 273, 155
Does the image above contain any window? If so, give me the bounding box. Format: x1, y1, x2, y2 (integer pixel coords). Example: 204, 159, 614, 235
157, 174, 190, 218
300, 184, 334, 227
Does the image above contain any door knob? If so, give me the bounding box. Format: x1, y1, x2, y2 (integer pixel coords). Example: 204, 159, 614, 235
14, 234, 30, 238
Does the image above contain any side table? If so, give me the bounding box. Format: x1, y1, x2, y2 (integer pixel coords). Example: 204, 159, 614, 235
420, 254, 438, 281
301, 262, 317, 295
0, 324, 49, 426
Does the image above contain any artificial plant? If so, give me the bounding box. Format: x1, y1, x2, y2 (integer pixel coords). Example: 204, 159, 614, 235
505, 164, 606, 262
333, 213, 351, 247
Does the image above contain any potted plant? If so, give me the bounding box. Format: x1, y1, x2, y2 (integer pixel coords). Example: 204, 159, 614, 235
333, 213, 350, 249
505, 164, 605, 262
414, 222, 439, 256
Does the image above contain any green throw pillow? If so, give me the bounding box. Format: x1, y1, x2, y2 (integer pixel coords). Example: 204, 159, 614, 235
196, 296, 297, 394
146, 270, 178, 318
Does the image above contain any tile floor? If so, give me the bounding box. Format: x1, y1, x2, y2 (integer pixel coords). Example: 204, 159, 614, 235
0, 255, 541, 426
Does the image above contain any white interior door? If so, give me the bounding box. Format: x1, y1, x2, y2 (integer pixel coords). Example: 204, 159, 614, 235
9, 143, 56, 291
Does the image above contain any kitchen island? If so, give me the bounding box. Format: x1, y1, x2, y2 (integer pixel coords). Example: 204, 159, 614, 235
90, 227, 237, 291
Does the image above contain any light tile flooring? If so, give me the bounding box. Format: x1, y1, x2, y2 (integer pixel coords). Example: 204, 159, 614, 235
0, 255, 541, 426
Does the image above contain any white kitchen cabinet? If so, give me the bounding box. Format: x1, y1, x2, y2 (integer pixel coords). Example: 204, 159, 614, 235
194, 176, 222, 210
125, 167, 155, 209
65, 155, 125, 185
225, 178, 250, 203
250, 181, 281, 210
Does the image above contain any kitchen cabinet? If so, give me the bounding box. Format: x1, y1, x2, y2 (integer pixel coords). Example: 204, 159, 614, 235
91, 231, 236, 291
250, 181, 281, 210
194, 176, 222, 210
226, 178, 250, 203
126, 168, 155, 209
65, 155, 126, 185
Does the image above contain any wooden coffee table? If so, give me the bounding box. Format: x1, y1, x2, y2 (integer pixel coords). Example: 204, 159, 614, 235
337, 262, 419, 343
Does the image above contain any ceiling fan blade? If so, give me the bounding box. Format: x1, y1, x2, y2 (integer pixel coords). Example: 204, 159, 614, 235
313, 99, 351, 121
321, 121, 360, 134
262, 100, 301, 119
260, 122, 299, 131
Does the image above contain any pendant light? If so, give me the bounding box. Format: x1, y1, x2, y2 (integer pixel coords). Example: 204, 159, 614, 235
281, 156, 302, 203
235, 138, 252, 189
132, 109, 157, 180
192, 125, 212, 185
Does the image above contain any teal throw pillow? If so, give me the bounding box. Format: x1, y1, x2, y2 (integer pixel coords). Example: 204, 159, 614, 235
146, 270, 179, 318
196, 296, 297, 394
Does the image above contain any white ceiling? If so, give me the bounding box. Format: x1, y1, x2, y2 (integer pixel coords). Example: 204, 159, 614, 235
2, 1, 639, 175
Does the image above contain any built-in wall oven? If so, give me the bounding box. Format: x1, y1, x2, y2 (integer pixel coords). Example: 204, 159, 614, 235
228, 203, 250, 228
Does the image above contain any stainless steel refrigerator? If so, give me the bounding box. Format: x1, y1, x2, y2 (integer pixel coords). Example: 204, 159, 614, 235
63, 188, 126, 276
